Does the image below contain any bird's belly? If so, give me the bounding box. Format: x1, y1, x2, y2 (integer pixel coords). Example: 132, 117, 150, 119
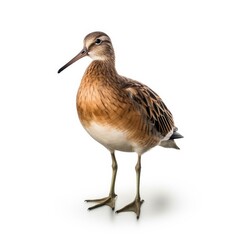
84, 122, 134, 152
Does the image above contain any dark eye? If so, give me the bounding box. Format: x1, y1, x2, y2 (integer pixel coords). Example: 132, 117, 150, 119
95, 38, 102, 45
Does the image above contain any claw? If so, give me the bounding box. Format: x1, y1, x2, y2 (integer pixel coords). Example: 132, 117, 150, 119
116, 198, 144, 219
85, 194, 117, 210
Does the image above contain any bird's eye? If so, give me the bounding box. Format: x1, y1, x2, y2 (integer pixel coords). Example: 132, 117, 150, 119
95, 38, 102, 45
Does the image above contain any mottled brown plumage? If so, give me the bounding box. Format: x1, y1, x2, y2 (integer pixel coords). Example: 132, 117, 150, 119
58, 31, 183, 218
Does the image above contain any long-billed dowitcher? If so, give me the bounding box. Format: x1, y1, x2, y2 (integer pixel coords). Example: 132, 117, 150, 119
58, 31, 183, 218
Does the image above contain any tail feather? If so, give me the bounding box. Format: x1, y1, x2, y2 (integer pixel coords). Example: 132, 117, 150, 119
160, 139, 180, 150
160, 128, 183, 150
170, 131, 184, 139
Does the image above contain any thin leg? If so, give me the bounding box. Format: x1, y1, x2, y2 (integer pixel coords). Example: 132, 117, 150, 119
85, 152, 118, 210
116, 155, 144, 219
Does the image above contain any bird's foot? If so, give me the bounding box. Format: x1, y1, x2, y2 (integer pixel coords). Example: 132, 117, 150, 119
116, 197, 144, 219
85, 194, 117, 210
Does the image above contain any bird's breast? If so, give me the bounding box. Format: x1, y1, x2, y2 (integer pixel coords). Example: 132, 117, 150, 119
76, 77, 134, 152
76, 77, 123, 126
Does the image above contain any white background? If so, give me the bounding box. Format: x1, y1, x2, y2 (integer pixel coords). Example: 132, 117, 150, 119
0, 0, 240, 239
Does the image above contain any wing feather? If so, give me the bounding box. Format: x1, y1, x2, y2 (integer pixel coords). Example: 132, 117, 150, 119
123, 81, 174, 137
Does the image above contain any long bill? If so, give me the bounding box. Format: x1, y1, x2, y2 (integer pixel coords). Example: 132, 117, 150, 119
58, 48, 88, 73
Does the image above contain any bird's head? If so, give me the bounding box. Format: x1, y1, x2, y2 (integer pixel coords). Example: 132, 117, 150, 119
58, 31, 115, 73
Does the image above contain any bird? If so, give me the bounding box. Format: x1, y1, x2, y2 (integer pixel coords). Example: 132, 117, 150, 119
58, 31, 183, 219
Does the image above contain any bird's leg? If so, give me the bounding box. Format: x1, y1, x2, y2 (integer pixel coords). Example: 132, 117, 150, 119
116, 155, 144, 219
85, 152, 118, 210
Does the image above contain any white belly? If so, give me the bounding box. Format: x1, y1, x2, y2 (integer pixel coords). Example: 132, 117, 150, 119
85, 122, 134, 152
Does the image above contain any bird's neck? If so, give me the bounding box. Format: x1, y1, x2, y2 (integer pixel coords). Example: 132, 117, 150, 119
78, 60, 120, 96
84, 60, 118, 79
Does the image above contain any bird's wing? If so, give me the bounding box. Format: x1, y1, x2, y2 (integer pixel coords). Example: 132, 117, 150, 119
122, 80, 175, 137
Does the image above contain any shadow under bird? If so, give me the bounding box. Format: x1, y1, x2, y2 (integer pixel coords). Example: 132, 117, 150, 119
58, 31, 183, 219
